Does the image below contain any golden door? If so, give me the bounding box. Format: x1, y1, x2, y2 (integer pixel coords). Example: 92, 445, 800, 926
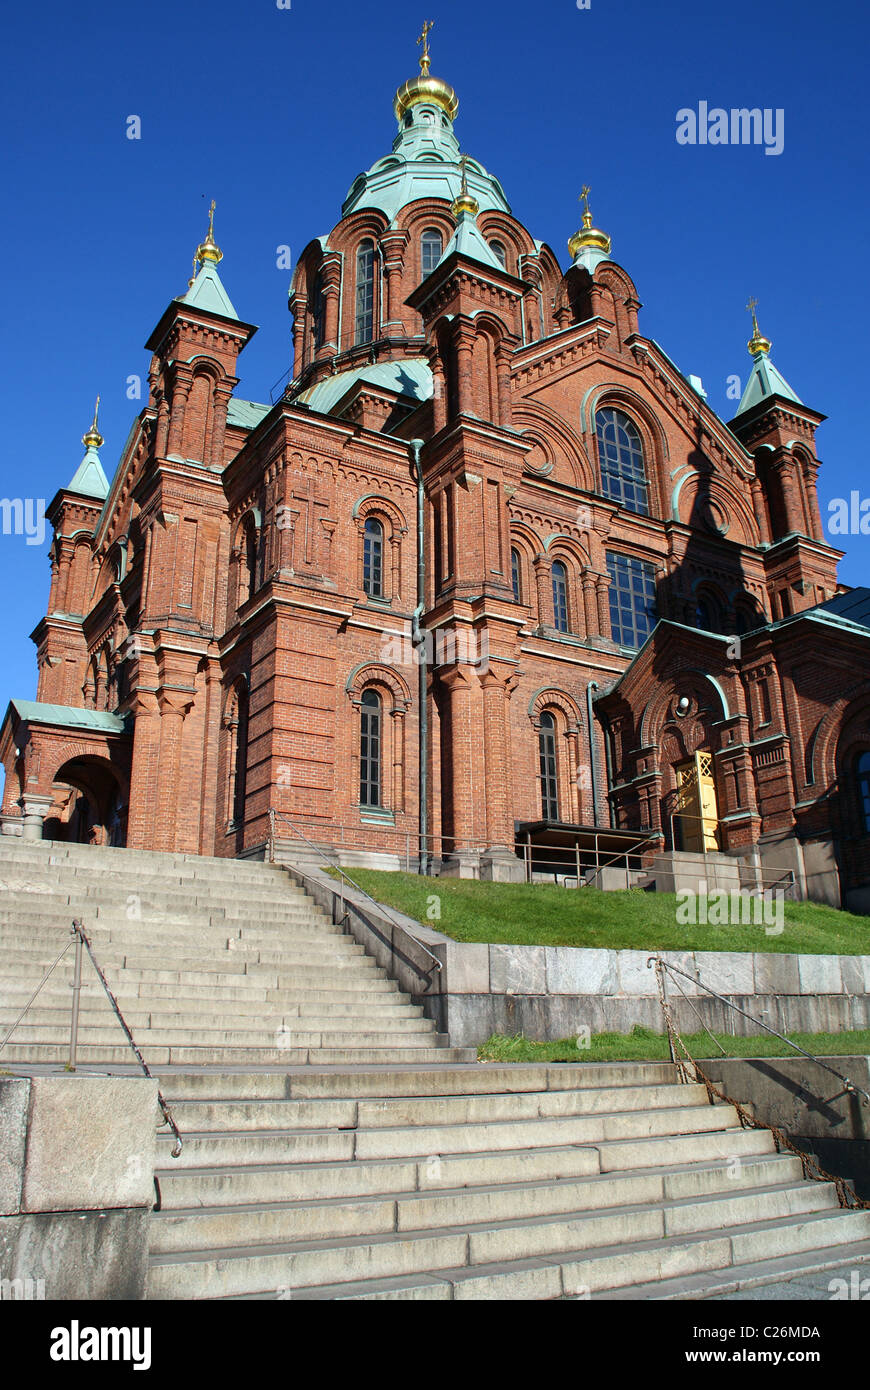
674, 752, 719, 852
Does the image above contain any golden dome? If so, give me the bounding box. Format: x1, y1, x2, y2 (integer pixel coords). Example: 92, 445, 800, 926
394, 20, 458, 122
451, 191, 479, 219
82, 396, 103, 450
568, 188, 611, 260
196, 199, 223, 267
451, 153, 478, 219
746, 299, 771, 356
394, 74, 459, 122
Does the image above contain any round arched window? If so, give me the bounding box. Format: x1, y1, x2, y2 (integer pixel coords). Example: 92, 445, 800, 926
421, 228, 443, 278
596, 408, 649, 515
360, 690, 382, 807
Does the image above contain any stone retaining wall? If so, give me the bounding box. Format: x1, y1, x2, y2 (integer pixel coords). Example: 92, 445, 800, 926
0, 1076, 158, 1300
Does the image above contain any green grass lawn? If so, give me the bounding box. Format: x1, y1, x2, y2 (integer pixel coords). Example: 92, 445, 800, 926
479, 1025, 870, 1064
328, 868, 870, 955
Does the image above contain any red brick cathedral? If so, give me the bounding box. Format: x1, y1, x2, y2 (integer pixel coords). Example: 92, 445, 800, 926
3, 38, 869, 911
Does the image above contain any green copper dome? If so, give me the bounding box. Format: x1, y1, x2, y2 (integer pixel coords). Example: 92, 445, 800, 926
342, 73, 510, 225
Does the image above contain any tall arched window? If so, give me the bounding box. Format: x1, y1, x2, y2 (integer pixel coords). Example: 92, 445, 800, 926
242, 516, 258, 606
857, 751, 870, 834
511, 548, 521, 603
360, 689, 382, 807
552, 560, 569, 633
311, 270, 326, 352
490, 240, 507, 269
355, 240, 375, 345
596, 407, 649, 515
539, 711, 559, 821
421, 228, 443, 277
363, 517, 384, 597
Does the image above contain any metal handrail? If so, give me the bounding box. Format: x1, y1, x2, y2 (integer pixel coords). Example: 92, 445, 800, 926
268, 809, 443, 985
265, 814, 656, 883
0, 920, 182, 1158
582, 833, 661, 889
647, 953, 870, 1106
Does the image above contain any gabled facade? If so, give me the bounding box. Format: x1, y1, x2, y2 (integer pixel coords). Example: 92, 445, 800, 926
2, 43, 869, 910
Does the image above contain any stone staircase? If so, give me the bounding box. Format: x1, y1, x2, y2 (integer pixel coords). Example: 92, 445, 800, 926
146, 1063, 870, 1300
1, 838, 868, 1300
0, 840, 468, 1065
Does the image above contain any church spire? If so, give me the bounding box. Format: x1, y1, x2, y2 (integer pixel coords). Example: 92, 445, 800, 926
746, 295, 772, 357
195, 199, 223, 268
451, 153, 479, 219
568, 185, 612, 271
81, 395, 103, 450
394, 19, 459, 124
67, 397, 109, 500
734, 297, 803, 415
181, 201, 240, 320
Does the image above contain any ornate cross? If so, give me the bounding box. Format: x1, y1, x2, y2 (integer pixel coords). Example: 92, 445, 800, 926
417, 19, 433, 55
746, 295, 759, 324
579, 185, 591, 217
417, 19, 433, 72
291, 475, 330, 568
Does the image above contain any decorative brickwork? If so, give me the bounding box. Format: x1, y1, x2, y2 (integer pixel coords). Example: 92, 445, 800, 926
2, 57, 868, 907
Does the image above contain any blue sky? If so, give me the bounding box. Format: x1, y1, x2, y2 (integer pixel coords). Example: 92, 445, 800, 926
1, 0, 868, 705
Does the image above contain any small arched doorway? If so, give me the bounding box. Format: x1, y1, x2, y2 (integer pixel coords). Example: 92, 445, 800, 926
44, 757, 128, 847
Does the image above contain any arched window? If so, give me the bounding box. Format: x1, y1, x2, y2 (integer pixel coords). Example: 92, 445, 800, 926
359, 689, 382, 807
363, 517, 384, 597
596, 407, 649, 515
355, 240, 375, 345
552, 560, 569, 633
539, 711, 559, 821
242, 516, 258, 605
694, 592, 725, 635
857, 751, 870, 834
311, 270, 325, 351
490, 240, 507, 269
511, 547, 521, 603
421, 228, 443, 278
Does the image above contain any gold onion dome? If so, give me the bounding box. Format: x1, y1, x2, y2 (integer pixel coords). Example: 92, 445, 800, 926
451, 154, 479, 219
196, 199, 223, 267
746, 297, 771, 356
568, 187, 611, 259
82, 396, 103, 450
394, 20, 459, 122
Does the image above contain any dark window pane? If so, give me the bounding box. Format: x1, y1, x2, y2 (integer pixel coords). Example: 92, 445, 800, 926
539, 711, 559, 820
606, 551, 657, 648
511, 548, 521, 603
360, 689, 381, 806
421, 228, 443, 277
355, 241, 375, 345
552, 560, 569, 633
363, 517, 384, 597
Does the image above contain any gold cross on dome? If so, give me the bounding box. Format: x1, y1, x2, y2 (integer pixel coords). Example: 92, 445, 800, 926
417, 19, 433, 55
746, 295, 759, 322
579, 185, 591, 215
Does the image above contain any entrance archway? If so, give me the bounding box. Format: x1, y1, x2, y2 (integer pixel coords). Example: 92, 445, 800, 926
44, 757, 128, 847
